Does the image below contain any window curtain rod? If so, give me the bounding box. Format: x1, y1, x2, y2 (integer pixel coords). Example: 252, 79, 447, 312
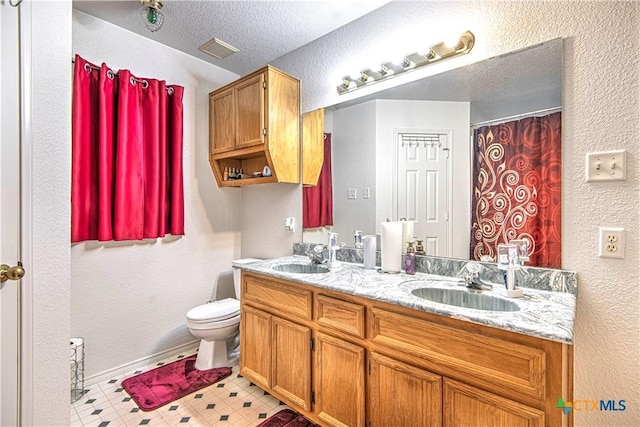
71, 57, 174, 94
470, 106, 561, 128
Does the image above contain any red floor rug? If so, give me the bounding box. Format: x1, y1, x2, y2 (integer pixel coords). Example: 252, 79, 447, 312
257, 409, 318, 427
121, 354, 232, 411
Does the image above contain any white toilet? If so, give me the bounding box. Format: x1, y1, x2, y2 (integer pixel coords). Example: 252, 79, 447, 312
186, 258, 260, 370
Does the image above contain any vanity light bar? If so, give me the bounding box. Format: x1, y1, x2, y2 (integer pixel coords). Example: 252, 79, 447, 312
337, 31, 475, 95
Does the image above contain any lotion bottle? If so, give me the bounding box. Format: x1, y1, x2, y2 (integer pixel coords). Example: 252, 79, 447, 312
404, 241, 416, 275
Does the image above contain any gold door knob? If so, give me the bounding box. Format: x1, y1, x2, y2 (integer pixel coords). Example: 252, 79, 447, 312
0, 262, 25, 283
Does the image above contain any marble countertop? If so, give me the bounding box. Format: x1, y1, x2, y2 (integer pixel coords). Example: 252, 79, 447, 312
235, 255, 575, 344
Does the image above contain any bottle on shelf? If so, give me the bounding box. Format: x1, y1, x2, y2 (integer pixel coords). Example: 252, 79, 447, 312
354, 230, 363, 249
404, 241, 416, 275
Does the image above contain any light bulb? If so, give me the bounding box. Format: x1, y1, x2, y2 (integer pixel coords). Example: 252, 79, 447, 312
139, 0, 164, 32
444, 33, 463, 49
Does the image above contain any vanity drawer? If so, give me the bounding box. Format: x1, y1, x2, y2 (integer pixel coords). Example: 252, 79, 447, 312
315, 295, 365, 338
370, 308, 546, 401
243, 274, 312, 320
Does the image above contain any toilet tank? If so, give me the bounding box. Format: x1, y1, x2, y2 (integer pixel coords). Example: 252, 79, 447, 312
231, 258, 262, 300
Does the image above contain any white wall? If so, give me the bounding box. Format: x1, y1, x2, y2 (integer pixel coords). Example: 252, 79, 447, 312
267, 2, 639, 425
332, 101, 377, 241
241, 183, 301, 259
28, 2, 72, 425
71, 11, 242, 377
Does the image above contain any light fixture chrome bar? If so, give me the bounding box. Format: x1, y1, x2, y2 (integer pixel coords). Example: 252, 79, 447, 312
337, 31, 475, 95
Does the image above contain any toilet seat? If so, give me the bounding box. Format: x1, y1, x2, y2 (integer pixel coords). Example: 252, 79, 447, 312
186, 298, 240, 324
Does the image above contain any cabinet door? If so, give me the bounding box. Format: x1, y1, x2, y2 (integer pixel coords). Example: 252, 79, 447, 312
272, 317, 312, 411
369, 352, 442, 427
444, 379, 544, 427
302, 108, 324, 186
315, 332, 365, 427
235, 73, 265, 149
210, 87, 236, 154
240, 305, 272, 390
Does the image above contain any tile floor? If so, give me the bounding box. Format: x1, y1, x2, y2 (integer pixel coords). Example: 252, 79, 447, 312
71, 349, 291, 427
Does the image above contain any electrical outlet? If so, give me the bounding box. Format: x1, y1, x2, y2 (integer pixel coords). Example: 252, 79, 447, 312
599, 227, 625, 259
347, 188, 357, 199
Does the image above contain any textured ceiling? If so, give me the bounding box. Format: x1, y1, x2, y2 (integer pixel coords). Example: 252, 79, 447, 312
73, 0, 392, 76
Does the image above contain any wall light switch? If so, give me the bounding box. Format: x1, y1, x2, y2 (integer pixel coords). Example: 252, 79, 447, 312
598, 227, 625, 259
363, 188, 371, 199
347, 188, 357, 199
586, 150, 627, 182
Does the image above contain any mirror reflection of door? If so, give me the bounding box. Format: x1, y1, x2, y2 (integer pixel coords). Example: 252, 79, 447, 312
394, 132, 450, 257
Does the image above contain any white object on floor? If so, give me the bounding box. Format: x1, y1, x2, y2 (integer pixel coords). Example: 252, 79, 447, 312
186, 298, 240, 370
186, 258, 261, 370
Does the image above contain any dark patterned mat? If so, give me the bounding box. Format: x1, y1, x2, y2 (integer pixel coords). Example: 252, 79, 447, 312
257, 408, 318, 427
121, 354, 231, 411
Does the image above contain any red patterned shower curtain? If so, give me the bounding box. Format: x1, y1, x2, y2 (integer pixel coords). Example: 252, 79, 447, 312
470, 112, 561, 268
303, 133, 333, 228
71, 55, 185, 242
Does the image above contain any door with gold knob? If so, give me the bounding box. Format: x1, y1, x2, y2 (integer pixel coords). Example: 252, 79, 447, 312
1, 2, 24, 425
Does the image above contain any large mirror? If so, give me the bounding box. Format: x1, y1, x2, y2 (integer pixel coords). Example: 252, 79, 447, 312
303, 38, 563, 268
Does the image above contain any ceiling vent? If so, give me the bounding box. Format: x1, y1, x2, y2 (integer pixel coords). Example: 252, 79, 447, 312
198, 37, 239, 60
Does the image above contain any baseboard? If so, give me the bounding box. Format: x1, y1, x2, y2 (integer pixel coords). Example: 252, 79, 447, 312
84, 340, 199, 386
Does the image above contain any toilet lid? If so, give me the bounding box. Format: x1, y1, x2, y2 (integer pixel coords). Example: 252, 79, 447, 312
187, 298, 240, 323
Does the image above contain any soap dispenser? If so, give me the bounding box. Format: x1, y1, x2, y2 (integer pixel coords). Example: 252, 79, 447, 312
496, 243, 523, 297
404, 241, 416, 275
327, 232, 341, 269
415, 239, 426, 256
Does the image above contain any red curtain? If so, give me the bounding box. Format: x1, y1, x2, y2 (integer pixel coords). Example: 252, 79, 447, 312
303, 133, 333, 228
470, 112, 561, 268
71, 55, 184, 242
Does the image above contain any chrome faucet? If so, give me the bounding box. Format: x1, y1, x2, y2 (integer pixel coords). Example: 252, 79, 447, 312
309, 244, 325, 264
459, 262, 493, 290
308, 233, 342, 268
463, 275, 493, 291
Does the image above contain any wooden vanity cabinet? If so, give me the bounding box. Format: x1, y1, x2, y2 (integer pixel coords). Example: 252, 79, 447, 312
239, 304, 272, 391
443, 379, 544, 427
314, 332, 366, 427
369, 352, 442, 427
240, 271, 572, 427
209, 65, 300, 187
240, 273, 365, 427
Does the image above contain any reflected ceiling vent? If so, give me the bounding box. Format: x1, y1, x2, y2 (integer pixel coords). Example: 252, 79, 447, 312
199, 37, 239, 60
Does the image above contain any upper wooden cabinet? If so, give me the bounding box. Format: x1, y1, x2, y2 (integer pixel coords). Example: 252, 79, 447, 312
209, 66, 300, 187
302, 108, 325, 186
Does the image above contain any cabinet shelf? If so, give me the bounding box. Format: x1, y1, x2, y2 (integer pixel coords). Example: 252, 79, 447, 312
208, 65, 300, 187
